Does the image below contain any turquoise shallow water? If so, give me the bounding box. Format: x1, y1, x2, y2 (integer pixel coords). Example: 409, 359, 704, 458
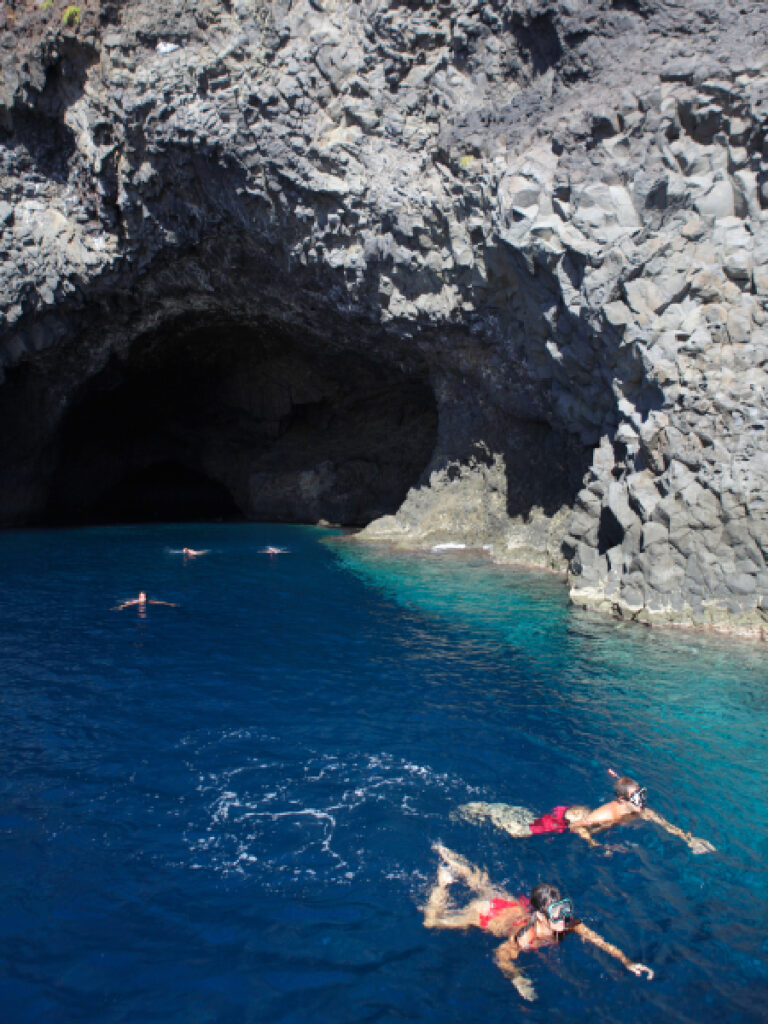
0, 522, 766, 1023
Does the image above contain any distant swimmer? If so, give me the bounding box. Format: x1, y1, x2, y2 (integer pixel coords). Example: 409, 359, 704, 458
422, 843, 653, 1001
112, 591, 178, 613
260, 546, 288, 556
181, 547, 208, 558
456, 773, 715, 855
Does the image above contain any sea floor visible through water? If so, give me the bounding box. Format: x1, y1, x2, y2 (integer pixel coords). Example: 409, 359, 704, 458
0, 522, 766, 1024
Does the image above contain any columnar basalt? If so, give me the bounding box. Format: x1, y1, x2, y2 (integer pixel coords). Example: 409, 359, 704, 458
2, 0, 768, 635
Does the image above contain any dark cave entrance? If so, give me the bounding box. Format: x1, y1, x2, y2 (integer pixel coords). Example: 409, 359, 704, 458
42, 317, 439, 527
86, 462, 243, 524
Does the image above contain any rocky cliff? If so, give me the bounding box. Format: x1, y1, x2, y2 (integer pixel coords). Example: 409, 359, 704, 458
2, 0, 768, 635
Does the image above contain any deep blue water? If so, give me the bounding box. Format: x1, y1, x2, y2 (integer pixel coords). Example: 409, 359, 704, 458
0, 523, 767, 1024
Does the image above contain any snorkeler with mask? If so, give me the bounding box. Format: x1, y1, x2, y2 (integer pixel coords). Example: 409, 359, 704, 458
422, 843, 654, 1001
576, 773, 716, 854
456, 773, 715, 855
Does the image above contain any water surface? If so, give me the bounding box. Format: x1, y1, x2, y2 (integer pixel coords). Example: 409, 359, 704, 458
0, 523, 766, 1023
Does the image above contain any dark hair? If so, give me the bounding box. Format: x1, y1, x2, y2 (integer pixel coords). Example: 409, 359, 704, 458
530, 883, 561, 913
614, 776, 639, 800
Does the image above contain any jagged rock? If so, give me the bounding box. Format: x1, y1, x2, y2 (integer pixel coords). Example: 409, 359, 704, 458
1, 0, 768, 636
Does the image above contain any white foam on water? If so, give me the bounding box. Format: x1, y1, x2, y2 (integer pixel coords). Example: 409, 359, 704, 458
174, 733, 479, 884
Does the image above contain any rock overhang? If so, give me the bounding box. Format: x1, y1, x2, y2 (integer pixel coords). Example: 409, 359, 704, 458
21, 310, 441, 527
1, 0, 768, 634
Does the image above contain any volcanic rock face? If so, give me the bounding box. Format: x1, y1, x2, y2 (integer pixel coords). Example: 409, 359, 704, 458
2, 0, 768, 634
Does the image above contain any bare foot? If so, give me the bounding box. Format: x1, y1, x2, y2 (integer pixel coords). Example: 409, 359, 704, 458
432, 842, 475, 882
437, 864, 455, 886
432, 843, 462, 868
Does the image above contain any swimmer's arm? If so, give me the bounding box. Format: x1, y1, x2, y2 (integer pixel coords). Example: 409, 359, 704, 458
494, 939, 536, 1001
642, 808, 716, 853
148, 600, 179, 607
573, 923, 654, 979
571, 825, 602, 849
112, 599, 137, 610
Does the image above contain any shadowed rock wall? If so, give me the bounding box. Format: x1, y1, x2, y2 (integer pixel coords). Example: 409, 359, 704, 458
2, 0, 768, 634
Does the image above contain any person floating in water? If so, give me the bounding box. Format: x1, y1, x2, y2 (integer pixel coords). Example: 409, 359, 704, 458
455, 774, 715, 855
181, 547, 208, 558
422, 843, 653, 1001
260, 546, 288, 557
579, 773, 716, 854
112, 591, 178, 613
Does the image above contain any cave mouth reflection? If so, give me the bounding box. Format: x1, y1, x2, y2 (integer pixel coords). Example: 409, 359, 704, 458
42, 317, 439, 528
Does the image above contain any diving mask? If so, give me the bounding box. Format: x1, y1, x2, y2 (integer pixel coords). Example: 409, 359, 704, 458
629, 786, 647, 809
545, 898, 574, 924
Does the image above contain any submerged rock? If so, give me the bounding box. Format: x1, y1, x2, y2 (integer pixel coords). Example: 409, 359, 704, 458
1, 0, 768, 635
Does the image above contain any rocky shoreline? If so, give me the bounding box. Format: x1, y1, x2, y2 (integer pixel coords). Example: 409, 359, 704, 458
2, 1, 768, 637
352, 531, 768, 642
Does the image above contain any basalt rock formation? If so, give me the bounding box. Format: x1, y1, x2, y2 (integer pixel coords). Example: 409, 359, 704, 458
2, 0, 768, 635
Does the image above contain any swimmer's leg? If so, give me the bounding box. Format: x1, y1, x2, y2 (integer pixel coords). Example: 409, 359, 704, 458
422, 874, 486, 930
422, 867, 454, 928
432, 843, 493, 894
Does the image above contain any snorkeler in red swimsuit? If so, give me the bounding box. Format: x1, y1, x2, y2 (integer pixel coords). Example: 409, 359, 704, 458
457, 774, 715, 854
422, 843, 653, 1002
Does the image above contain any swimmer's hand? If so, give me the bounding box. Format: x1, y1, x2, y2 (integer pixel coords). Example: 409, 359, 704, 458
512, 974, 537, 1001
628, 962, 654, 980
689, 836, 715, 854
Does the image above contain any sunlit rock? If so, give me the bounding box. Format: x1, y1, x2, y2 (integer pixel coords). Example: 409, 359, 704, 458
1, 0, 768, 634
